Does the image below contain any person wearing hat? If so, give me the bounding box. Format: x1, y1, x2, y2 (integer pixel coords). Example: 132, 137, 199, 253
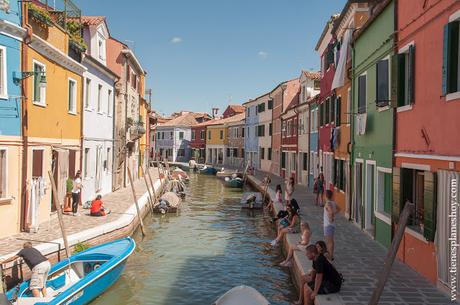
71, 170, 82, 216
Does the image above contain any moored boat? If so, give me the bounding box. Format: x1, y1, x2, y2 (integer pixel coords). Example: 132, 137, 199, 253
198, 165, 218, 175
6, 238, 135, 305
223, 176, 244, 188
153, 191, 181, 214
214, 285, 270, 305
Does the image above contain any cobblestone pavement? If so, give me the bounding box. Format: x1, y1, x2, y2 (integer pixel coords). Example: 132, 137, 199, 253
0, 170, 159, 257
253, 170, 458, 305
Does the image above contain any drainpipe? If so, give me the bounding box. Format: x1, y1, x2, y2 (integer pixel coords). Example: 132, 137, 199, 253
392, 0, 399, 240
20, 2, 33, 232
79, 55, 84, 183
348, 44, 356, 222
123, 58, 128, 188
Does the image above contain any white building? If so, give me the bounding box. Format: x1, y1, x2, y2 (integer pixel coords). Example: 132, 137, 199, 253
81, 17, 118, 204
297, 70, 320, 185
254, 93, 272, 172
156, 113, 197, 162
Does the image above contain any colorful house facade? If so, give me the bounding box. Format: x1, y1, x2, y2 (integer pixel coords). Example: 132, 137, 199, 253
23, 0, 85, 231
281, 93, 299, 181
331, 0, 371, 215
393, 0, 460, 289
351, 0, 394, 247
308, 96, 320, 191
0, 0, 25, 237
316, 14, 339, 193
257, 93, 273, 173
243, 98, 259, 169
226, 114, 245, 167
81, 16, 118, 204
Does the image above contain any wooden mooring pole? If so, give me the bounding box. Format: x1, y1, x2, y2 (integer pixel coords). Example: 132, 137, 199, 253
47, 170, 71, 259
140, 166, 155, 215
127, 167, 146, 237
146, 166, 160, 205
368, 201, 414, 305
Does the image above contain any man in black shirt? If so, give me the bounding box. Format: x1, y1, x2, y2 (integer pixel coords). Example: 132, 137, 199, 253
297, 244, 342, 305
1, 242, 51, 297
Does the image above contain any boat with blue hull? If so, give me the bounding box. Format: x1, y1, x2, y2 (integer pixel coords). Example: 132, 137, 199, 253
6, 238, 135, 305
198, 166, 217, 175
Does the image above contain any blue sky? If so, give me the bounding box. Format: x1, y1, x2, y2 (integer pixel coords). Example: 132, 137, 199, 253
75, 0, 346, 115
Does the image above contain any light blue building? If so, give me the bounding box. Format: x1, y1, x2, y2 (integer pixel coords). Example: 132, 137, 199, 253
243, 99, 259, 169
0, 0, 26, 236
308, 101, 319, 191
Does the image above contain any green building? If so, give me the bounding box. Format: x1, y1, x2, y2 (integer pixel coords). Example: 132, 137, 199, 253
351, 0, 394, 247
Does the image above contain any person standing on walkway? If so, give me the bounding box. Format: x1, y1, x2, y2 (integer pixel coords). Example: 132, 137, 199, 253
324, 190, 338, 260
1, 242, 51, 297
285, 176, 295, 206
314, 173, 325, 206
72, 170, 82, 216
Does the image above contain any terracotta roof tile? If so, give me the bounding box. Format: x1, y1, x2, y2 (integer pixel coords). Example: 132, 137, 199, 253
158, 113, 198, 127
302, 70, 321, 80
228, 105, 245, 113
81, 16, 106, 26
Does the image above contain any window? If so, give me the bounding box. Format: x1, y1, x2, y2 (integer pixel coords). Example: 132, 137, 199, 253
281, 152, 286, 169
208, 130, 212, 140
325, 99, 330, 124
257, 125, 265, 137
0, 47, 7, 99
330, 97, 335, 124
443, 21, 459, 95
177, 149, 185, 157
219, 130, 224, 140
260, 147, 265, 160
179, 131, 184, 140
233, 148, 238, 157
269, 123, 273, 136
334, 159, 345, 191
358, 74, 367, 113
84, 148, 90, 178
376, 169, 392, 217
191, 130, 195, 140
268, 148, 272, 161
68, 78, 77, 114
319, 103, 324, 127
241, 148, 245, 158
33, 61, 46, 105
347, 88, 352, 124
131, 73, 137, 90
314, 80, 320, 90
226, 148, 231, 158
107, 89, 112, 116
97, 32, 106, 60
258, 103, 265, 113
242, 127, 245, 138
303, 153, 308, 171
0, 149, 6, 198
97, 84, 102, 113
170, 131, 173, 139
310, 152, 315, 174
376, 58, 390, 107
85, 78, 91, 109
335, 96, 341, 126
398, 45, 415, 106
268, 98, 273, 109
200, 130, 205, 140
161, 132, 165, 140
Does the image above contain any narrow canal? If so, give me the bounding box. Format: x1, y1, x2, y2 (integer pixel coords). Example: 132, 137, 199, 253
92, 173, 297, 305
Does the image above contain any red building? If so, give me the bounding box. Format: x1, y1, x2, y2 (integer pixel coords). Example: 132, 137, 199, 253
281, 93, 300, 181
315, 14, 339, 191
190, 119, 219, 163
394, 0, 460, 289
222, 105, 245, 118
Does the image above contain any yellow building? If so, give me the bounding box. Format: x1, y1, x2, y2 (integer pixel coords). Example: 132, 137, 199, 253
21, 4, 85, 233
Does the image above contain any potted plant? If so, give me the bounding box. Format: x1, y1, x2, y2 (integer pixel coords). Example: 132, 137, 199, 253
28, 3, 53, 27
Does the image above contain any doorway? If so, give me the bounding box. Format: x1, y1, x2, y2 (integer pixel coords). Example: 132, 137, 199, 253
353, 161, 363, 225
365, 161, 375, 235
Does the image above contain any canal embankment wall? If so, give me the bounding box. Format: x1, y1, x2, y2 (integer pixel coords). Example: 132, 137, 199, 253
1, 175, 165, 288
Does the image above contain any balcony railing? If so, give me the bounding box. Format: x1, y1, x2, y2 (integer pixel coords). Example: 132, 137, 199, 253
32, 0, 81, 30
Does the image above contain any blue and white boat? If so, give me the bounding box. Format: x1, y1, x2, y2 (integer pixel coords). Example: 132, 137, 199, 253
198, 165, 218, 175
6, 237, 135, 305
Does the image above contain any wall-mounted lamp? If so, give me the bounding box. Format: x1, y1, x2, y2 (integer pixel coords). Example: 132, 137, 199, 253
13, 71, 46, 88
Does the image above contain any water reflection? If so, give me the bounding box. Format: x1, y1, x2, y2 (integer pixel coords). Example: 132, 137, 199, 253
91, 174, 296, 305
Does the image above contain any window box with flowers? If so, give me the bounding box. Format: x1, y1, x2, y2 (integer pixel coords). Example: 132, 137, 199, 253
28, 3, 53, 28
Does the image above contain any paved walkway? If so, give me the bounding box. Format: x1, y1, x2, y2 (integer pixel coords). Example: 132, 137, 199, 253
0, 170, 159, 257
252, 170, 456, 305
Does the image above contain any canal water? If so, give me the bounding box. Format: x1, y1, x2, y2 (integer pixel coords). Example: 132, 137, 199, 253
92, 174, 297, 305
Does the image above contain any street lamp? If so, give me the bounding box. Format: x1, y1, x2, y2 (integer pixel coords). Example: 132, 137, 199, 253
13, 71, 47, 87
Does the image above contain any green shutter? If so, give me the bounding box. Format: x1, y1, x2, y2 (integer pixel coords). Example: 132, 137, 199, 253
423, 172, 437, 241
384, 173, 392, 215
443, 24, 449, 95
336, 97, 341, 126
408, 45, 416, 104
397, 54, 406, 107
447, 21, 459, 94
392, 167, 401, 223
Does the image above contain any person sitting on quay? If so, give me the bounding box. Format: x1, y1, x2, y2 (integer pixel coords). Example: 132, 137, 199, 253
315, 240, 332, 262
90, 195, 110, 217
271, 205, 300, 247
324, 190, 338, 260
285, 176, 295, 206
267, 184, 283, 214
1, 242, 51, 298
279, 221, 311, 267
295, 245, 343, 305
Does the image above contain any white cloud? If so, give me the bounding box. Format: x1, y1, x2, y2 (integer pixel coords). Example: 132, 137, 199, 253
170, 37, 183, 44
258, 51, 268, 60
